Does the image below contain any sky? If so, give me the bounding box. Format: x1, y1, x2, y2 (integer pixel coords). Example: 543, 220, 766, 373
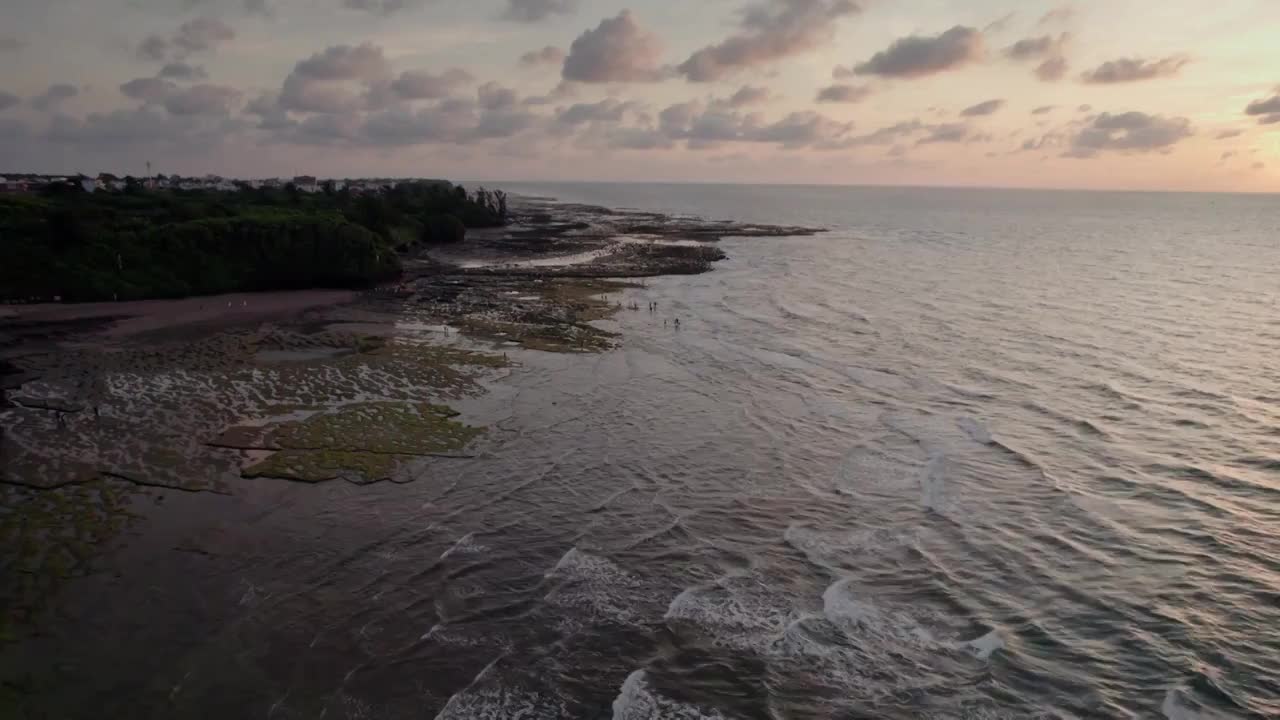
2, 0, 1280, 191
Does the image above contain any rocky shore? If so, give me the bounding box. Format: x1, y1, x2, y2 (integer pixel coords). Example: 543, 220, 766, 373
0, 196, 819, 643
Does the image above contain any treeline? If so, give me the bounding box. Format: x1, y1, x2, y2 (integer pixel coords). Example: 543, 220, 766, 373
0, 181, 509, 302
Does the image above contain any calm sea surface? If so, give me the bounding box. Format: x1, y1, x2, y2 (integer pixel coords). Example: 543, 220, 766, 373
18, 184, 1280, 718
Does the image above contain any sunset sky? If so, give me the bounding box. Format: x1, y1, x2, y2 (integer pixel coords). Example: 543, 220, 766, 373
3, 0, 1280, 191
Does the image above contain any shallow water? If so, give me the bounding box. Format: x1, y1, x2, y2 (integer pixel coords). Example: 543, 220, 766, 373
8, 184, 1280, 718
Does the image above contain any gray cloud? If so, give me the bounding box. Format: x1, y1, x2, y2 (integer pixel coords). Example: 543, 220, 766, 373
342, 0, 414, 15
960, 99, 1004, 117
678, 0, 860, 82
1253, 162, 1265, 170
1003, 35, 1055, 61
390, 68, 474, 99
159, 62, 209, 81
1067, 111, 1193, 157
163, 83, 242, 116
562, 11, 666, 83
522, 80, 577, 105
831, 64, 855, 79
1080, 56, 1190, 84
244, 0, 273, 16
1245, 94, 1280, 125
816, 83, 871, 103
1031, 105, 1055, 115
1002, 33, 1069, 82
174, 18, 236, 55
609, 101, 853, 151
47, 107, 243, 148
503, 0, 577, 23
555, 98, 640, 126
721, 85, 772, 108
0, 91, 18, 112
31, 84, 79, 112
280, 43, 391, 113
121, 77, 180, 103
916, 122, 972, 143
853, 25, 983, 79
138, 35, 170, 62
1216, 128, 1243, 139
1036, 55, 1068, 81
1078, 104, 1092, 112
520, 46, 567, 67
137, 17, 236, 63
0, 35, 25, 52
477, 82, 518, 111
849, 119, 924, 145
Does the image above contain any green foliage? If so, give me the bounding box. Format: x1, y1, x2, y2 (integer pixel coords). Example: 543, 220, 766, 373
0, 178, 509, 302
421, 214, 466, 245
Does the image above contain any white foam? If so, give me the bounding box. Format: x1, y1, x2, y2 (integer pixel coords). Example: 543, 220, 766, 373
440, 532, 485, 559
821, 579, 938, 649
1160, 688, 1236, 720
611, 670, 729, 720
544, 547, 643, 628
961, 629, 1005, 660
663, 575, 796, 652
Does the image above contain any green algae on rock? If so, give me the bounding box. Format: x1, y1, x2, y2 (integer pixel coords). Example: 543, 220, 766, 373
239, 402, 483, 484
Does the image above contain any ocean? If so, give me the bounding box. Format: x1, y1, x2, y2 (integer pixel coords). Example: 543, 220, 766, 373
11, 183, 1280, 718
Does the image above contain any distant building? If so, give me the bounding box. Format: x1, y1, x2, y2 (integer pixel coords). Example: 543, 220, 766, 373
79, 177, 97, 194
292, 175, 319, 192
0, 177, 26, 193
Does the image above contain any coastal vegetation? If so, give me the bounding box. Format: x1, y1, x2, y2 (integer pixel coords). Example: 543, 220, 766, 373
0, 180, 509, 302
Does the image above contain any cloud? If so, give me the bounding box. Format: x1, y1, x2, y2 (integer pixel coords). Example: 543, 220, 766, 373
503, 0, 577, 23
390, 68, 474, 99
555, 98, 641, 126
721, 85, 773, 108
749, 110, 854, 149
1077, 104, 1092, 112
0, 91, 18, 112
1067, 111, 1193, 157
849, 119, 925, 145
608, 101, 854, 151
1245, 94, 1280, 125
816, 84, 871, 103
47, 107, 242, 148
244, 0, 273, 16
678, 0, 860, 82
30, 84, 78, 112
280, 43, 392, 113
174, 18, 236, 55
1254, 162, 1266, 170
522, 80, 577, 105
477, 82, 518, 111
159, 62, 209, 81
1079, 56, 1190, 84
520, 46, 567, 67
1216, 128, 1243, 139
1220, 150, 1235, 161
832, 65, 855, 79
0, 36, 25, 52
138, 35, 170, 62
342, 0, 415, 15
1039, 5, 1073, 26
918, 122, 977, 144
1002, 33, 1069, 82
163, 84, 242, 116
1003, 35, 1054, 61
137, 17, 236, 63
853, 25, 983, 79
562, 11, 666, 83
960, 99, 1004, 117
1031, 105, 1055, 115
120, 77, 180, 103
1035, 55, 1069, 82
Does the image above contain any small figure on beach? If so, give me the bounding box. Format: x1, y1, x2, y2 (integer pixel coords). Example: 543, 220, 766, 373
674, 318, 680, 329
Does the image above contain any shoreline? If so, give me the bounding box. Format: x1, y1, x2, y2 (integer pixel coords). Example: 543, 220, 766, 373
0, 195, 818, 647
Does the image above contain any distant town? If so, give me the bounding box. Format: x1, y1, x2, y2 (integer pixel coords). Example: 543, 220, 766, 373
0, 173, 452, 196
